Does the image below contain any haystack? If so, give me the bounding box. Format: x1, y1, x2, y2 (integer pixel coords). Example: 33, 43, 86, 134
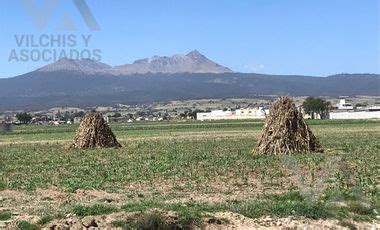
69, 112, 121, 149
255, 96, 323, 154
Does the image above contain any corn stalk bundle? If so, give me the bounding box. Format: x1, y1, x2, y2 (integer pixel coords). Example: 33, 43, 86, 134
255, 97, 323, 155
69, 112, 121, 149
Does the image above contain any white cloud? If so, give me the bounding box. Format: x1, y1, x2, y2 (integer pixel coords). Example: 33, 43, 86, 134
244, 63, 265, 72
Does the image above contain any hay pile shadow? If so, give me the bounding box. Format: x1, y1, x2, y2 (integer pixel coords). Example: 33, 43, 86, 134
255, 96, 323, 155
68, 112, 121, 149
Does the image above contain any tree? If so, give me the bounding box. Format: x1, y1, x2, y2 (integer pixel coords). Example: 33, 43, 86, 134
73, 111, 85, 118
126, 113, 134, 119
302, 97, 330, 119
112, 112, 122, 117
187, 109, 205, 119
16, 112, 32, 124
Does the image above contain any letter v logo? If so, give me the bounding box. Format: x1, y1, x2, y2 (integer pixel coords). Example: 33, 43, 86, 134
20, 0, 100, 31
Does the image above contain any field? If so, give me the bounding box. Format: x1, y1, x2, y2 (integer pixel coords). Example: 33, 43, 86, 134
0, 119, 379, 229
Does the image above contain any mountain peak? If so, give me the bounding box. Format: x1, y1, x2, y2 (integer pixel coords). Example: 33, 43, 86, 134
186, 49, 208, 62
114, 50, 233, 74
35, 50, 233, 75
37, 58, 112, 74
186, 49, 202, 57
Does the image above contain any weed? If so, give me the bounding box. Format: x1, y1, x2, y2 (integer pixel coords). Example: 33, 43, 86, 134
111, 219, 136, 229
17, 221, 39, 230
135, 211, 166, 229
72, 204, 119, 217
36, 215, 54, 225
347, 201, 373, 215
0, 212, 11, 221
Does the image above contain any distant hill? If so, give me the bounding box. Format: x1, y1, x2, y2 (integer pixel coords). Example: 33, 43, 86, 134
0, 70, 378, 111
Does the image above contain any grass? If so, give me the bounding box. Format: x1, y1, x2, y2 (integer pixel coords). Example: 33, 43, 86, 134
16, 221, 39, 230
0, 212, 12, 221
111, 219, 137, 229
0, 119, 379, 226
120, 192, 331, 220
72, 204, 119, 217
111, 211, 190, 230
36, 215, 55, 225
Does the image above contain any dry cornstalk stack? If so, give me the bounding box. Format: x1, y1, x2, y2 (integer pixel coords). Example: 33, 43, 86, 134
68, 112, 121, 149
255, 96, 323, 155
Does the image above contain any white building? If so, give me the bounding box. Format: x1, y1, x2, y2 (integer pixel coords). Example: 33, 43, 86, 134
197, 108, 267, 121
236, 107, 266, 117
330, 105, 380, 119
337, 99, 354, 110
327, 98, 380, 119
330, 110, 380, 119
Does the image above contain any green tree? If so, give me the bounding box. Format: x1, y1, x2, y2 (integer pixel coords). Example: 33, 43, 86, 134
302, 97, 330, 119
188, 109, 205, 119
16, 112, 32, 124
113, 112, 122, 117
73, 111, 85, 118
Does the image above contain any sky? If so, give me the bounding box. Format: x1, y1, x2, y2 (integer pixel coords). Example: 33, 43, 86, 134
0, 0, 378, 78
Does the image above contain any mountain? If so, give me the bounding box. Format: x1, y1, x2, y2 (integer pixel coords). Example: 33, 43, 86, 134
36, 58, 112, 74
113, 50, 233, 74
0, 51, 378, 110
34, 50, 232, 75
0, 70, 378, 111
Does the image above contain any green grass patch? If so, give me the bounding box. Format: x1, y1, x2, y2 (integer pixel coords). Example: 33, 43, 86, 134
36, 215, 55, 225
111, 219, 137, 229
121, 192, 332, 220
112, 211, 196, 230
17, 220, 39, 230
72, 204, 119, 217
0, 211, 12, 221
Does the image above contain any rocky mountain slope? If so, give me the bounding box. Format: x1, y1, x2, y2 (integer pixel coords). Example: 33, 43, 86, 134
36, 50, 233, 75
0, 51, 378, 110
113, 50, 233, 74
37, 58, 112, 74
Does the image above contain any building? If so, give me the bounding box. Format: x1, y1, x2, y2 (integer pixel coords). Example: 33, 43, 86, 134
328, 98, 380, 119
73, 117, 82, 124
330, 106, 380, 119
197, 108, 267, 121
336, 99, 354, 110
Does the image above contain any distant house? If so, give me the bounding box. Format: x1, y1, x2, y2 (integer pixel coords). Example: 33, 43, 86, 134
337, 99, 354, 110
73, 117, 82, 124
330, 110, 380, 119
197, 107, 267, 121
329, 99, 380, 119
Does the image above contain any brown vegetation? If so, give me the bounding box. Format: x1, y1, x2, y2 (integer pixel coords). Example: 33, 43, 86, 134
68, 112, 121, 149
255, 96, 323, 154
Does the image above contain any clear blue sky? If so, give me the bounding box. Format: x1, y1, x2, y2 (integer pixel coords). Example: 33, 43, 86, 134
0, 0, 378, 78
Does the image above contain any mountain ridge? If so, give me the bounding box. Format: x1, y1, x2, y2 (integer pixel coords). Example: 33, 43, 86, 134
36, 50, 233, 75
37, 58, 112, 74
0, 50, 378, 110
0, 70, 378, 111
